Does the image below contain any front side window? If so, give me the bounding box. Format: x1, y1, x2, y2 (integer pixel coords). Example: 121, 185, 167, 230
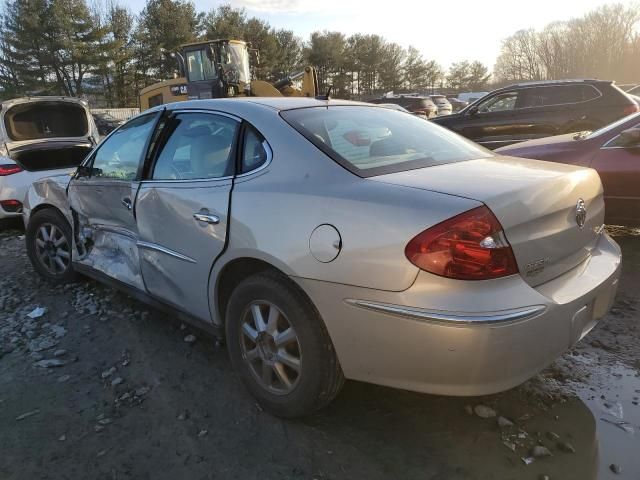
281, 106, 491, 177
152, 113, 238, 180
477, 91, 519, 113
605, 122, 640, 148
91, 114, 157, 180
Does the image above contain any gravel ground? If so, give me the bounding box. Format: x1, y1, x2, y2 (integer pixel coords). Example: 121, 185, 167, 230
1, 222, 639, 480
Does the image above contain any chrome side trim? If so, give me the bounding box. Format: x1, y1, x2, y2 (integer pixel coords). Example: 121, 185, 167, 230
344, 299, 547, 326
137, 241, 196, 263
92, 224, 137, 240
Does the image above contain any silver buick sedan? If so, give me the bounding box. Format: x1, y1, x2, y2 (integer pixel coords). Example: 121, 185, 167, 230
24, 98, 621, 417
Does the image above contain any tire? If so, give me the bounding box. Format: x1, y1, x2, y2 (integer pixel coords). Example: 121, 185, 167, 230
226, 270, 344, 417
26, 209, 76, 284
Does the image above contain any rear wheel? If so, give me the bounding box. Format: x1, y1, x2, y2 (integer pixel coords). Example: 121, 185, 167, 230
26, 209, 75, 284
225, 270, 344, 417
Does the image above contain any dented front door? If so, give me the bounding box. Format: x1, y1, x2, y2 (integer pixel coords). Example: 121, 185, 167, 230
68, 113, 159, 289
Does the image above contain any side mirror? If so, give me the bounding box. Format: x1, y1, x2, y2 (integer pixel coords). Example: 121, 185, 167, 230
467, 105, 479, 116
618, 127, 640, 147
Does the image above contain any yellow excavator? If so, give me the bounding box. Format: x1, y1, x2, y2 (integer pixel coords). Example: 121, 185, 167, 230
139, 39, 319, 110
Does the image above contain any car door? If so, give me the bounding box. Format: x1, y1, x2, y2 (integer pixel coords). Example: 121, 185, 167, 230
68, 112, 160, 290
458, 90, 524, 148
590, 123, 640, 226
135, 110, 241, 322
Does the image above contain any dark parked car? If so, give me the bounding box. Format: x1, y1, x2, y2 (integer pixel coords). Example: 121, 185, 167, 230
496, 112, 640, 227
447, 97, 469, 113
92, 112, 125, 137
432, 79, 639, 149
369, 96, 437, 118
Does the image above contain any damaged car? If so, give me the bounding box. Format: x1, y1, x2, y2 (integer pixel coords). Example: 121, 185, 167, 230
0, 97, 99, 221
23, 98, 621, 417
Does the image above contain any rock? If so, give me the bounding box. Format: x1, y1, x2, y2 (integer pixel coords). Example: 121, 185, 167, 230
497, 416, 514, 428
96, 450, 107, 457
198, 429, 208, 437
502, 441, 516, 452
101, 366, 116, 379
184, 334, 197, 344
53, 349, 67, 357
177, 411, 189, 421
50, 325, 67, 338
135, 386, 150, 397
16, 409, 40, 421
546, 431, 561, 441
111, 377, 123, 386
98, 418, 112, 425
30, 352, 44, 361
609, 464, 622, 474
28, 337, 59, 352
57, 374, 71, 383
531, 446, 552, 458
558, 442, 576, 453
521, 457, 535, 465
34, 359, 67, 368
58, 434, 66, 441
539, 475, 550, 480
27, 307, 47, 319
464, 405, 473, 415
94, 425, 105, 432
474, 405, 496, 419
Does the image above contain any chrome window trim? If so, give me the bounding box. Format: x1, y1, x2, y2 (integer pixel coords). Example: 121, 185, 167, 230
137, 241, 196, 263
345, 299, 547, 326
475, 84, 602, 114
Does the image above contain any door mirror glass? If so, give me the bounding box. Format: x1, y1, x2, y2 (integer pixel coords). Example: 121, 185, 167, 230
467, 105, 479, 116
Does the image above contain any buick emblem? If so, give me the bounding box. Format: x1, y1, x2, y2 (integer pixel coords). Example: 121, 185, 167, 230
575, 199, 587, 228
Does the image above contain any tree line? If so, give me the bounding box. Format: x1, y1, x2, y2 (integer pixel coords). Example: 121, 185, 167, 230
0, 0, 491, 105
494, 3, 640, 84
0, 1, 637, 107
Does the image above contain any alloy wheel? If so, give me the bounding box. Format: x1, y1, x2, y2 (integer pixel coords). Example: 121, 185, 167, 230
239, 301, 302, 395
34, 222, 71, 275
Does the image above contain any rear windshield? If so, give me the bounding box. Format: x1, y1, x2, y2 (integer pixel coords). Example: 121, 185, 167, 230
4, 102, 88, 141
281, 106, 491, 177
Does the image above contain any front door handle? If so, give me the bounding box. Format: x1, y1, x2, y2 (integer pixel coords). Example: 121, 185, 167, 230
193, 212, 220, 225
122, 197, 132, 210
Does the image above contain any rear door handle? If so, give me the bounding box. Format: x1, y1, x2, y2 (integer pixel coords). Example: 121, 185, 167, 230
122, 197, 132, 210
193, 212, 220, 225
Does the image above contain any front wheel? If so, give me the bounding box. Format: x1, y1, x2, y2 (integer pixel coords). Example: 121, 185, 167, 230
26, 209, 76, 284
226, 271, 344, 417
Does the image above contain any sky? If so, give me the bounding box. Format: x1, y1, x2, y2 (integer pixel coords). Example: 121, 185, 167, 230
130, 0, 638, 69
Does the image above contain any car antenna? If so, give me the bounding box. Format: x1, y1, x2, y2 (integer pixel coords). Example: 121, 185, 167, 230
316, 85, 333, 101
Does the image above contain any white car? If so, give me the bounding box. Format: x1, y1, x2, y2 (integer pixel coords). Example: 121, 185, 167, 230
0, 97, 98, 221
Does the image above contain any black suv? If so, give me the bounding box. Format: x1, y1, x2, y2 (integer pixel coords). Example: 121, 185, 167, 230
432, 79, 639, 149
369, 96, 437, 118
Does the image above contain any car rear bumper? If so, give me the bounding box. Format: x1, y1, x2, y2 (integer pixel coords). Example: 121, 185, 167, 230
295, 232, 621, 396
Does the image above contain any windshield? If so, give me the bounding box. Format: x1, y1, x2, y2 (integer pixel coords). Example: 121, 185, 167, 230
587, 112, 640, 139
186, 49, 217, 82
281, 105, 492, 177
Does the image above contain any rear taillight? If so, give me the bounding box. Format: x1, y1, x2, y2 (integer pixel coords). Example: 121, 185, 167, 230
0, 199, 23, 213
405, 206, 519, 280
0, 164, 22, 176
623, 103, 639, 116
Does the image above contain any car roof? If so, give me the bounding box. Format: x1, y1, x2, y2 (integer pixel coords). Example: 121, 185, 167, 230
160, 97, 367, 113
502, 79, 610, 89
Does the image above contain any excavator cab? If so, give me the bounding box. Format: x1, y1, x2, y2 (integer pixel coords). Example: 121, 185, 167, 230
183, 40, 251, 99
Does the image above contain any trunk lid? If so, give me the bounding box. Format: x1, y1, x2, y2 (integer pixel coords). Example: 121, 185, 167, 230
371, 155, 605, 286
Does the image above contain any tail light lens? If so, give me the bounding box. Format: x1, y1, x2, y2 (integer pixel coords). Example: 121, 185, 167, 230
405, 206, 519, 280
0, 164, 22, 176
0, 199, 23, 213
623, 103, 639, 116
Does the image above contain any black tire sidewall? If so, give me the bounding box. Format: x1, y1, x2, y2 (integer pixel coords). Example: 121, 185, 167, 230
26, 209, 75, 284
226, 272, 335, 417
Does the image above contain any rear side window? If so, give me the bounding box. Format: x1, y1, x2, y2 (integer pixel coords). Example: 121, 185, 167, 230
241, 127, 269, 173
520, 85, 600, 107
152, 113, 238, 180
281, 106, 491, 177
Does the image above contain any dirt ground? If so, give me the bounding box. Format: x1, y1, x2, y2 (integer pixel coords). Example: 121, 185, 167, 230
1, 220, 639, 480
